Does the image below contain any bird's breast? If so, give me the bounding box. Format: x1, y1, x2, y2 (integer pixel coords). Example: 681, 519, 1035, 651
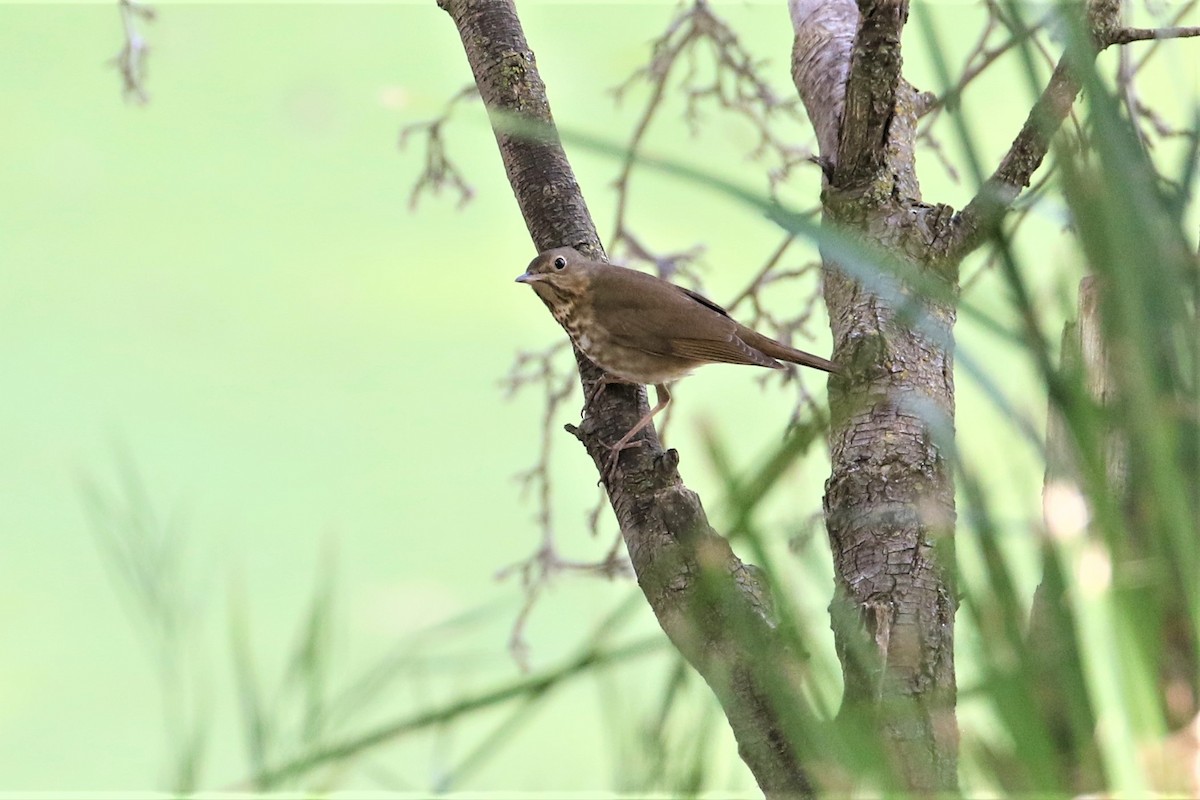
558, 306, 694, 386
558, 306, 597, 358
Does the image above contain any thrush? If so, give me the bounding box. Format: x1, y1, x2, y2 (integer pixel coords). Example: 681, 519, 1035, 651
515, 246, 839, 471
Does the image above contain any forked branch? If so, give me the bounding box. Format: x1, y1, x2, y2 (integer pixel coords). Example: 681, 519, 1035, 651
950, 21, 1200, 259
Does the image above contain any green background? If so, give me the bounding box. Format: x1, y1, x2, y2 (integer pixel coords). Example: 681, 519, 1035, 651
1, 0, 1195, 791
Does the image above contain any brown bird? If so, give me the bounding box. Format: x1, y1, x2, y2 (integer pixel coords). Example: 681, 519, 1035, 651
516, 247, 839, 470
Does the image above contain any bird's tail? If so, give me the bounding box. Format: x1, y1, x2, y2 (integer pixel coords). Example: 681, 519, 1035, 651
738, 326, 840, 374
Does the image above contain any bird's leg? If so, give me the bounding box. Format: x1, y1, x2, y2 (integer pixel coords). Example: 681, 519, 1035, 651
603, 383, 671, 479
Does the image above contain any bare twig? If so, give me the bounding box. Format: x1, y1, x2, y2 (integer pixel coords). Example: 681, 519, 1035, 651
916, 14, 1045, 183
950, 12, 1200, 260
1115, 3, 1200, 147
399, 86, 479, 210
921, 15, 1015, 116
725, 233, 798, 312
111, 0, 155, 103
609, 1, 811, 271
1131, 0, 1200, 73
1106, 25, 1200, 46
499, 342, 632, 669
725, 233, 824, 393
495, 539, 630, 672
503, 341, 574, 543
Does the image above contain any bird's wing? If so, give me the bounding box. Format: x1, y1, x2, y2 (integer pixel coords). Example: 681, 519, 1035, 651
668, 336, 783, 368
588, 266, 779, 367
677, 286, 732, 317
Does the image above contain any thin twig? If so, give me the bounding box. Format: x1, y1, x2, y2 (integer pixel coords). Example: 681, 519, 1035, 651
1115, 9, 1199, 147
1132, 0, 1200, 73
399, 86, 479, 210
609, 1, 811, 272
1106, 25, 1200, 46
111, 0, 155, 103
495, 540, 631, 672
726, 233, 823, 373
498, 342, 632, 669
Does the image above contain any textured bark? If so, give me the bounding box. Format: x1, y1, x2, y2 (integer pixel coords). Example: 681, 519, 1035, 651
789, 2, 1193, 791
833, 0, 909, 188
819, 197, 961, 791
788, 0, 855, 163
438, 0, 814, 795
793, 0, 960, 791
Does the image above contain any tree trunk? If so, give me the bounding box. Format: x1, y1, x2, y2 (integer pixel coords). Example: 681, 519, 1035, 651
793, 0, 960, 789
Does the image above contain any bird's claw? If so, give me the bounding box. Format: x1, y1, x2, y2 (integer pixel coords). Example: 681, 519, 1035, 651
599, 437, 648, 483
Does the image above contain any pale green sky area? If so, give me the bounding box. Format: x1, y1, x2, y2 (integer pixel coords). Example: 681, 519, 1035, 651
0, 0, 1195, 793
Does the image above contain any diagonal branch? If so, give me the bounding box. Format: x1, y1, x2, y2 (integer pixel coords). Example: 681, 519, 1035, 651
833, 0, 910, 187
436, 1, 817, 795
949, 23, 1200, 259
950, 55, 1082, 259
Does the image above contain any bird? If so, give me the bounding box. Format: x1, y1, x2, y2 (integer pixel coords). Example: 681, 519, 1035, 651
515, 246, 839, 472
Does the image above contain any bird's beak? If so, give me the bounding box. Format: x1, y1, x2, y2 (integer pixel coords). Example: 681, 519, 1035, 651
515, 272, 541, 283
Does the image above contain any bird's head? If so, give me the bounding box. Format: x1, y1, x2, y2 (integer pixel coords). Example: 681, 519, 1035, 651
514, 247, 592, 306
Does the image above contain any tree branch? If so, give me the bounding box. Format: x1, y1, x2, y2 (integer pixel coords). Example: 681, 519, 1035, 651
1104, 25, 1200, 46
950, 22, 1200, 259
833, 0, 909, 187
791, 0, 959, 790
950, 55, 1082, 259
436, 1, 816, 794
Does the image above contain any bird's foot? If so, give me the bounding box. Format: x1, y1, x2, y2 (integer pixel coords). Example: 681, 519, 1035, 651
582, 376, 629, 418
600, 436, 648, 482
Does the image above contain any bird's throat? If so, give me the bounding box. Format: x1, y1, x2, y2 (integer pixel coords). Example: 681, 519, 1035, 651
534, 283, 584, 329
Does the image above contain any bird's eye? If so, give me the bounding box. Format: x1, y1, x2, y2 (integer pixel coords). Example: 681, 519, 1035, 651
553, 256, 567, 270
